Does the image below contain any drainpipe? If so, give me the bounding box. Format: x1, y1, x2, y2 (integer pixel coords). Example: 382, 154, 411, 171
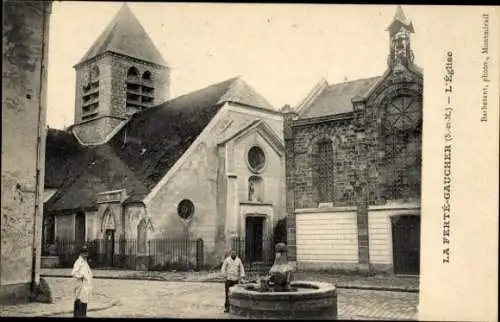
31, 2, 51, 293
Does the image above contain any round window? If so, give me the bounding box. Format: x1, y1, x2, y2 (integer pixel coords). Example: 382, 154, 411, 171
177, 199, 195, 220
247, 146, 266, 172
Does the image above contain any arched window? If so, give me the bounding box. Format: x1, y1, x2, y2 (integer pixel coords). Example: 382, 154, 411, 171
127, 67, 139, 78
248, 176, 264, 202
313, 139, 334, 204
142, 71, 152, 80
141, 71, 155, 107
137, 219, 148, 253
382, 95, 422, 200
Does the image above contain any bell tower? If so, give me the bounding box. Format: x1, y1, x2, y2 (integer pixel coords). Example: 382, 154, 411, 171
386, 6, 415, 73
71, 4, 170, 144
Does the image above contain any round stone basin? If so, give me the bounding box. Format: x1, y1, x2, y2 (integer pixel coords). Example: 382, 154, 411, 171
229, 281, 337, 320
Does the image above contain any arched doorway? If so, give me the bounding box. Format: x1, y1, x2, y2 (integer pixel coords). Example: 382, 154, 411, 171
102, 208, 117, 267
391, 215, 421, 274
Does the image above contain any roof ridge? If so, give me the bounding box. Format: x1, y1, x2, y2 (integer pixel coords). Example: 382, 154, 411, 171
328, 75, 381, 87
294, 78, 329, 115
216, 76, 243, 105
133, 77, 239, 117
217, 76, 275, 110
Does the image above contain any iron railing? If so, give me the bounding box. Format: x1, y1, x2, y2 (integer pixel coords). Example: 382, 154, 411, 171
51, 238, 204, 271
230, 237, 276, 275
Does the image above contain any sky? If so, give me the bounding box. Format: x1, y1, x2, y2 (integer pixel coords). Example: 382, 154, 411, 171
46, 2, 427, 129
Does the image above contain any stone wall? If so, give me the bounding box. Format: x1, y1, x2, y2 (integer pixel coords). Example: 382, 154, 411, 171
1, 1, 52, 304
71, 116, 124, 144
123, 204, 147, 242
291, 118, 358, 209
85, 211, 99, 240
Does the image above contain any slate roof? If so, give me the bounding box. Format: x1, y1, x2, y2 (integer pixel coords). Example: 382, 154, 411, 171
44, 128, 88, 189
45, 144, 148, 212
76, 4, 167, 67
299, 76, 381, 119
45, 77, 274, 212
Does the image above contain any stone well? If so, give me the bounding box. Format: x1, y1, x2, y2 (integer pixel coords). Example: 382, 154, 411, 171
229, 280, 337, 320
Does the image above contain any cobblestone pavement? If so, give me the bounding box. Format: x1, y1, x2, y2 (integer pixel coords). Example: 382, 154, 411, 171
2, 278, 418, 320
41, 268, 419, 292
293, 272, 419, 292
0, 278, 118, 317
41, 268, 222, 282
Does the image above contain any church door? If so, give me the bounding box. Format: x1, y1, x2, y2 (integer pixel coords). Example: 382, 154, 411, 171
104, 229, 115, 267
391, 215, 421, 274
245, 216, 264, 263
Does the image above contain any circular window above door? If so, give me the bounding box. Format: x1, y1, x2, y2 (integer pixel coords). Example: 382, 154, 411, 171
177, 199, 195, 220
247, 146, 266, 173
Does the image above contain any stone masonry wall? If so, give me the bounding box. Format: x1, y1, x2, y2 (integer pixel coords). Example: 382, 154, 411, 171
283, 110, 297, 260
1, 1, 52, 304
71, 116, 124, 144
72, 53, 170, 144
291, 118, 359, 209
110, 54, 170, 115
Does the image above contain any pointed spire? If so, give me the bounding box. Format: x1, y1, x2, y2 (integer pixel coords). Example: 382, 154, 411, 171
394, 5, 409, 25
387, 5, 414, 35
386, 5, 416, 70
75, 4, 167, 67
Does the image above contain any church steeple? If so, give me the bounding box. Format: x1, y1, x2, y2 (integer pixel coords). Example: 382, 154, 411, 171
71, 4, 171, 145
386, 5, 415, 71
76, 3, 167, 67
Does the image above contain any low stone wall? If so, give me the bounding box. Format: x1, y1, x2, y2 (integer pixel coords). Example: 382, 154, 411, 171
229, 281, 337, 320
41, 256, 59, 269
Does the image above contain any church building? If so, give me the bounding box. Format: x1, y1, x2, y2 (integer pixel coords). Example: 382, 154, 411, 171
284, 6, 423, 275
43, 4, 286, 268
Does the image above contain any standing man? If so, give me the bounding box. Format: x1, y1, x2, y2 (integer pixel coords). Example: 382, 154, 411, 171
71, 244, 93, 317
221, 250, 246, 313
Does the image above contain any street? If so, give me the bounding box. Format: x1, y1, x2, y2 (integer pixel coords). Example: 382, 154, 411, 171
46, 278, 418, 320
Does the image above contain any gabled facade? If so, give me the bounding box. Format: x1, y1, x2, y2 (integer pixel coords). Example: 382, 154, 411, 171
285, 6, 423, 275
